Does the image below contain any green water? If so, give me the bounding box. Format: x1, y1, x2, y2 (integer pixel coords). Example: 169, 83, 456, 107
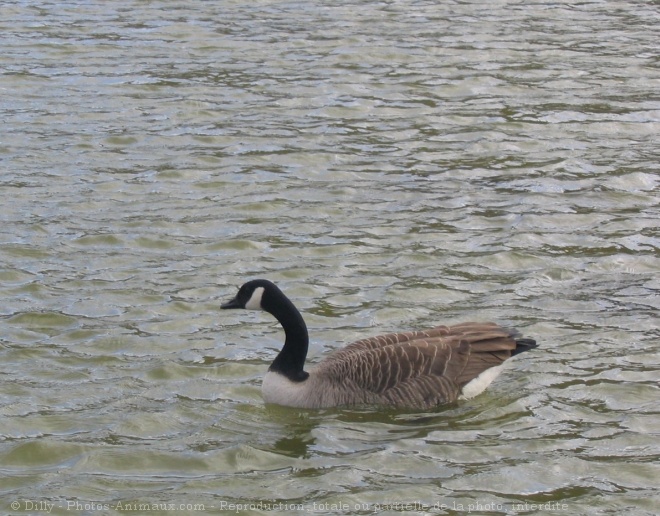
1, 1, 658, 515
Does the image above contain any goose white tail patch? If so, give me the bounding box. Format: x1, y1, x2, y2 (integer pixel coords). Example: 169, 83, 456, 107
245, 286, 265, 310
459, 364, 505, 400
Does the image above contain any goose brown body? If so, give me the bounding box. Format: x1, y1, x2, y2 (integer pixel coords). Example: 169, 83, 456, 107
222, 280, 537, 410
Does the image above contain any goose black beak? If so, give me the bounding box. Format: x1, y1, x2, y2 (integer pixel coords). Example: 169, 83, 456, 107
221, 296, 243, 309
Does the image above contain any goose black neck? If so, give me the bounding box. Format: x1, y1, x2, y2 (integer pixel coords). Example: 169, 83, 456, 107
264, 288, 310, 382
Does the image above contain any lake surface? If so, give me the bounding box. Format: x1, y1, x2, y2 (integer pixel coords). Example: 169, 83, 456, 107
1, 1, 658, 515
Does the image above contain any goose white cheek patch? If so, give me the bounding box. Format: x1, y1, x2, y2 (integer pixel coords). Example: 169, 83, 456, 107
245, 286, 265, 310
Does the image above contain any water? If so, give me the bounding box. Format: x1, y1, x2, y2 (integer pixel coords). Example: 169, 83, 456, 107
1, 1, 658, 514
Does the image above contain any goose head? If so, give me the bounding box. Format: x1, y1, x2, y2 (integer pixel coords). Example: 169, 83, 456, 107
220, 279, 274, 311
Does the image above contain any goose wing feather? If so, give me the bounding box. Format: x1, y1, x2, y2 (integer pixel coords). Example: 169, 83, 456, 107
326, 325, 453, 361
329, 322, 506, 356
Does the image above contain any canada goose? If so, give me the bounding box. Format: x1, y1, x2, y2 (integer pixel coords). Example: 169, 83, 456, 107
221, 279, 538, 409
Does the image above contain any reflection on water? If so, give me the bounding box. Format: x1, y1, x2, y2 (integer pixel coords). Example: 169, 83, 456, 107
1, 1, 658, 515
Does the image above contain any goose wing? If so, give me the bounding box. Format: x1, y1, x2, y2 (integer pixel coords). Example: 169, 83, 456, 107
317, 323, 520, 408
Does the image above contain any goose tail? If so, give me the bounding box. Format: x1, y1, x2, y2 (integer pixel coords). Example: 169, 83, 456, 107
512, 337, 538, 356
